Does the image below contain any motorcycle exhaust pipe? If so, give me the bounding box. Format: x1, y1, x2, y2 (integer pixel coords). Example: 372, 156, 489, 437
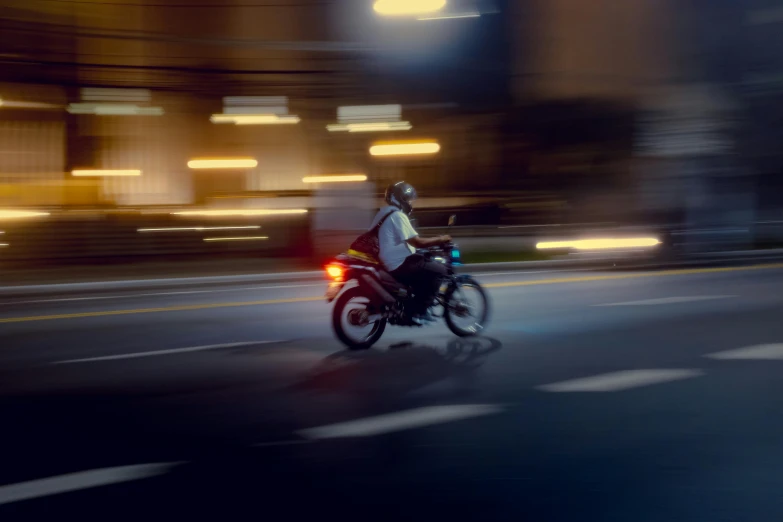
360, 274, 396, 305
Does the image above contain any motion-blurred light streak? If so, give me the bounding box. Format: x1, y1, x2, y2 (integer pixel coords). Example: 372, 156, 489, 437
210, 114, 300, 125
536, 238, 661, 250
71, 170, 142, 177
203, 236, 269, 242
0, 210, 50, 219
418, 12, 480, 20
302, 175, 368, 183
67, 104, 164, 116
370, 141, 440, 156
187, 159, 258, 169
138, 226, 261, 233
172, 209, 307, 217
327, 122, 412, 133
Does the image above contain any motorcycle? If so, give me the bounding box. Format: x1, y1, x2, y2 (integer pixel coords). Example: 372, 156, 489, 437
324, 215, 490, 350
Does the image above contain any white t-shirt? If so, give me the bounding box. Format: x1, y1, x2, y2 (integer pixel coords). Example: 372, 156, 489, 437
370, 205, 418, 271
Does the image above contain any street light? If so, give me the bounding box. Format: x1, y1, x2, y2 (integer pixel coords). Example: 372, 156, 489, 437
373, 0, 447, 17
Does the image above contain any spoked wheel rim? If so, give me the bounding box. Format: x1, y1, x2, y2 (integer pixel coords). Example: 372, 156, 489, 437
446, 282, 488, 335
340, 294, 383, 344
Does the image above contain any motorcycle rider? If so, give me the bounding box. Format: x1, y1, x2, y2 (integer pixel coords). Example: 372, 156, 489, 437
370, 181, 452, 324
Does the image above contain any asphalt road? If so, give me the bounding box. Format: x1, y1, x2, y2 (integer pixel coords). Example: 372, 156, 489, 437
2, 264, 783, 521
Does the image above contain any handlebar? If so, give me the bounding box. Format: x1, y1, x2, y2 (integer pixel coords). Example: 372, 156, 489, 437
417, 241, 457, 258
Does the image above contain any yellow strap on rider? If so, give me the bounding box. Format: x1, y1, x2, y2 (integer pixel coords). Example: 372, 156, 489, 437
346, 249, 379, 264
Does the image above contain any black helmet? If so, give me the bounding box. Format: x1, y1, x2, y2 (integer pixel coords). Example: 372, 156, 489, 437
385, 181, 417, 215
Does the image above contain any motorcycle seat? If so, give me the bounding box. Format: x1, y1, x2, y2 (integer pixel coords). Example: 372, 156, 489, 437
378, 269, 408, 290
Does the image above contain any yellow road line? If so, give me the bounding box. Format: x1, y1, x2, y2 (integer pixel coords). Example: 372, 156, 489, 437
1, 263, 782, 324
485, 263, 783, 289
0, 296, 322, 324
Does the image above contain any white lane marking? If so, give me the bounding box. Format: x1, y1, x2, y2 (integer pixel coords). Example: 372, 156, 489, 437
473, 267, 595, 278
298, 404, 503, 440
52, 341, 280, 365
705, 344, 783, 360
593, 295, 734, 307
537, 369, 704, 393
3, 283, 323, 305
0, 462, 177, 506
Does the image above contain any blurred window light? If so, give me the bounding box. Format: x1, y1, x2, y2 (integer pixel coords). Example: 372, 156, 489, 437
338, 105, 402, 122
370, 141, 440, 156
0, 243, 7, 248
327, 122, 412, 133
536, 238, 661, 250
67, 103, 164, 116
187, 158, 258, 169
203, 236, 269, 242
302, 175, 368, 183
172, 209, 307, 217
224, 96, 288, 107
374, 0, 446, 16
81, 88, 151, 103
72, 169, 142, 177
138, 226, 261, 233
210, 114, 300, 125
0, 210, 50, 219
418, 12, 480, 20
223, 106, 290, 116
217, 96, 300, 124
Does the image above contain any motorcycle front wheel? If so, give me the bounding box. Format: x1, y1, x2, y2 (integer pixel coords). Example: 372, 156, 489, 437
444, 276, 490, 337
332, 287, 387, 350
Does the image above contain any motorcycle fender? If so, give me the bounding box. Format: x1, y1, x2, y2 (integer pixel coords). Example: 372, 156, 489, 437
325, 282, 344, 303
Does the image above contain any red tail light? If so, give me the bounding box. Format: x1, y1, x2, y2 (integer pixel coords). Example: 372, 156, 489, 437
326, 264, 344, 282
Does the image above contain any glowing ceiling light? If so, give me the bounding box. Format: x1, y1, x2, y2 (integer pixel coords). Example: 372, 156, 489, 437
203, 236, 269, 242
71, 169, 142, 177
536, 238, 661, 250
187, 158, 258, 169
138, 226, 261, 233
0, 210, 50, 219
373, 0, 447, 16
327, 122, 412, 133
369, 141, 441, 156
302, 175, 368, 183
171, 209, 307, 217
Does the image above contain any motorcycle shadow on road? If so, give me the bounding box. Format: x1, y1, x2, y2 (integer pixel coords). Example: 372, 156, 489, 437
292, 337, 503, 402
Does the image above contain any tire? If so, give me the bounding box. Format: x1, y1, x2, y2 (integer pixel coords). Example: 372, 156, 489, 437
332, 286, 387, 350
444, 276, 490, 337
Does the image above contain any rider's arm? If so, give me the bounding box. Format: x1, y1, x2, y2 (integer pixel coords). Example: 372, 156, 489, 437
407, 235, 452, 249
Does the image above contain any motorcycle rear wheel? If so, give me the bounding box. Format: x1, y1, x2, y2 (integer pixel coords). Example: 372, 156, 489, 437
332, 287, 387, 350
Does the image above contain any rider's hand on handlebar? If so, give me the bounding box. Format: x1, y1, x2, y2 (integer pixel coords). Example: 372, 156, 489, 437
439, 235, 452, 245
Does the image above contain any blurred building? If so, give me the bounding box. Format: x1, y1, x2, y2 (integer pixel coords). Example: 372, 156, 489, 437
0, 0, 778, 237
